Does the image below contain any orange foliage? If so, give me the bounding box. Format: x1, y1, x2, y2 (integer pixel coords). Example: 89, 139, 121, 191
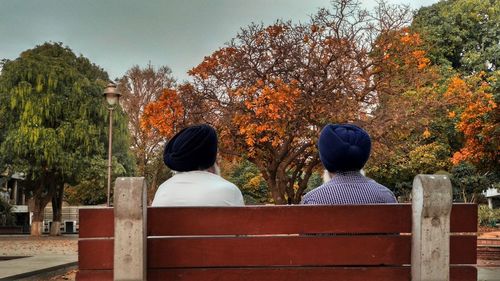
265, 25, 285, 37
141, 89, 185, 138
232, 79, 301, 151
376, 28, 430, 74
188, 47, 238, 79
444, 76, 498, 166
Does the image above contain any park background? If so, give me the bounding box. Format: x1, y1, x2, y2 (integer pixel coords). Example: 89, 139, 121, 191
0, 0, 498, 238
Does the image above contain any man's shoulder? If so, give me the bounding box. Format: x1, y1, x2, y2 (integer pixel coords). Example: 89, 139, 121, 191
166, 172, 238, 188
302, 177, 397, 204
301, 182, 334, 203
210, 174, 239, 190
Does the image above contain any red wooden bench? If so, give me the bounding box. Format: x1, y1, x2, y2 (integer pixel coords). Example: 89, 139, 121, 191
77, 175, 477, 281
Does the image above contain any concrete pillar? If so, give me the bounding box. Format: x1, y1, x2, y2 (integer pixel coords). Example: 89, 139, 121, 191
13, 180, 18, 205
411, 174, 452, 281
113, 177, 147, 281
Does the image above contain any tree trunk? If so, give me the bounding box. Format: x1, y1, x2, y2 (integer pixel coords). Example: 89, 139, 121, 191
148, 168, 158, 205
462, 188, 468, 203
259, 164, 287, 204
50, 184, 64, 236
30, 197, 48, 236
267, 180, 286, 205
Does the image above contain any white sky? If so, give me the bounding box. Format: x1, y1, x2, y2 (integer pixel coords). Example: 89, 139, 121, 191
0, 0, 438, 82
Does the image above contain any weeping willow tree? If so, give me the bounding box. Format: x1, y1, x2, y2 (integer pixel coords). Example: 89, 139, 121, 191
0, 42, 134, 236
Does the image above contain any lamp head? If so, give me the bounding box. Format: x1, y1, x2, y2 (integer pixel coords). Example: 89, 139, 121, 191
103, 82, 121, 106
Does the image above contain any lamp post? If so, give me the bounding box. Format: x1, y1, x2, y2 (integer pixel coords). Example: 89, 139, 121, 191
103, 82, 121, 207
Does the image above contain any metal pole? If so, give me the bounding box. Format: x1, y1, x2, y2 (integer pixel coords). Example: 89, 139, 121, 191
107, 107, 114, 207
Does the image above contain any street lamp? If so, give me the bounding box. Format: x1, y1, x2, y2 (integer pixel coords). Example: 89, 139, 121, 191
103, 82, 121, 207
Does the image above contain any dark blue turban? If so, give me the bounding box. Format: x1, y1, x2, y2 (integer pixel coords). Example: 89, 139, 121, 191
163, 124, 218, 172
318, 124, 371, 172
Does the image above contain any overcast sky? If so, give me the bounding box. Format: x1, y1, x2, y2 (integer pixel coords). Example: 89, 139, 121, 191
0, 0, 437, 82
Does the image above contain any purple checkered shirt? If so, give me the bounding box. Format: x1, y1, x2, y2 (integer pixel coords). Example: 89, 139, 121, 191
301, 171, 397, 205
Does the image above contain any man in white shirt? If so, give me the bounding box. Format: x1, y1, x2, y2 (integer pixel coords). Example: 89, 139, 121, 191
151, 124, 244, 206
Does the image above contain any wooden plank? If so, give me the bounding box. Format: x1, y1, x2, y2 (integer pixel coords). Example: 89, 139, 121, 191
147, 204, 476, 236
78, 239, 114, 270
78, 235, 476, 270
450, 204, 477, 233
450, 266, 477, 281
78, 208, 114, 238
450, 235, 477, 264
148, 205, 413, 235
148, 235, 412, 268
148, 267, 410, 281
147, 266, 475, 281
76, 204, 475, 238
76, 270, 112, 281
75, 266, 475, 281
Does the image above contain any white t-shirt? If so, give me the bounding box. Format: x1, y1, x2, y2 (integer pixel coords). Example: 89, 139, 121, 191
151, 171, 245, 206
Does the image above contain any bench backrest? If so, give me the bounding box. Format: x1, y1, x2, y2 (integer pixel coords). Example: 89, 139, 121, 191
77, 176, 477, 281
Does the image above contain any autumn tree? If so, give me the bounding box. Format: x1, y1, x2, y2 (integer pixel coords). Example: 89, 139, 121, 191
184, 0, 416, 204
117, 64, 176, 199
0, 43, 133, 235
363, 27, 450, 194
368, 1, 500, 194
443, 73, 499, 171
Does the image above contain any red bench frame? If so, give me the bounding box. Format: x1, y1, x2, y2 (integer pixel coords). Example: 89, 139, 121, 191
77, 176, 477, 281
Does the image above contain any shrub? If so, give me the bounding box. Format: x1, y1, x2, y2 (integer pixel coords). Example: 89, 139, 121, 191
0, 198, 16, 226
478, 204, 500, 227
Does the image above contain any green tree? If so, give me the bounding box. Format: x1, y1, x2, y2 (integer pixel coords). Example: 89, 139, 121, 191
0, 42, 134, 235
0, 198, 16, 226
412, 0, 500, 73
451, 162, 490, 203
222, 159, 269, 205
64, 156, 127, 205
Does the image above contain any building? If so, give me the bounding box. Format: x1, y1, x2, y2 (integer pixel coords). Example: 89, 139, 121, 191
485, 187, 500, 209
0, 172, 30, 233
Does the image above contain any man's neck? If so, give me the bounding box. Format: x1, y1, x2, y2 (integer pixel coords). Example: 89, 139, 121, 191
322, 169, 365, 183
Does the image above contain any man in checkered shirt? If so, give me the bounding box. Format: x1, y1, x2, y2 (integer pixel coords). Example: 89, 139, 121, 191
301, 124, 396, 205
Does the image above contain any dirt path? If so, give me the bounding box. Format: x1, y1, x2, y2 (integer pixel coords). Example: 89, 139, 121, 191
0, 235, 77, 256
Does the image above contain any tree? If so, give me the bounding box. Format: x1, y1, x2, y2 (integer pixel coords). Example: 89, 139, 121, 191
221, 159, 270, 205
141, 88, 185, 137
184, 0, 417, 204
117, 65, 176, 198
410, 0, 499, 199
412, 0, 500, 73
0, 198, 16, 226
0, 43, 133, 235
139, 87, 186, 201
64, 156, 127, 205
451, 162, 490, 203
355, 24, 453, 194
443, 73, 499, 172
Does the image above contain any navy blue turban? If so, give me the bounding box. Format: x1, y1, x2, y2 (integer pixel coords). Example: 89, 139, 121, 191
163, 124, 218, 172
318, 124, 371, 172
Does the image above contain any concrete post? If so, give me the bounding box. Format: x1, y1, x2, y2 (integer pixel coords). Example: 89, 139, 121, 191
411, 174, 452, 281
114, 177, 147, 281
13, 181, 18, 205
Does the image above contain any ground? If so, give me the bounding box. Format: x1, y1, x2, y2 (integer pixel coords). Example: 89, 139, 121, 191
0, 235, 77, 281
44, 269, 77, 281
